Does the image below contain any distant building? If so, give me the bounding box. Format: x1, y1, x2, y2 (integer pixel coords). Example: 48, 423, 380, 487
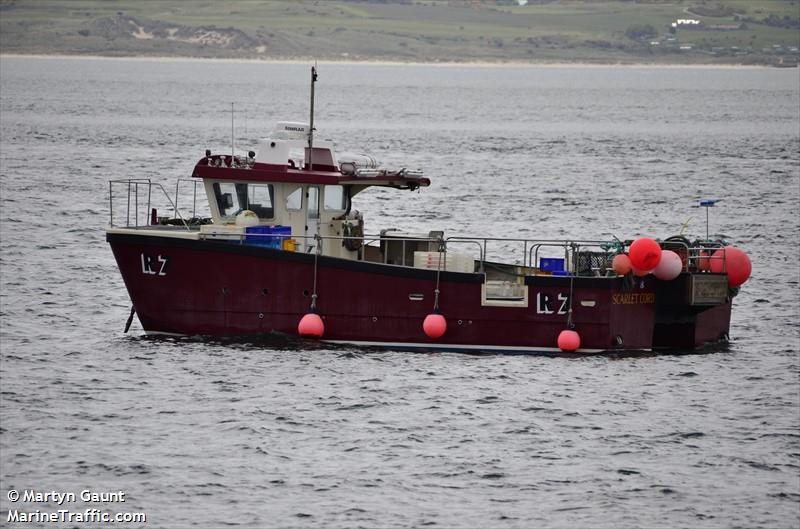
706, 24, 743, 31
672, 19, 704, 30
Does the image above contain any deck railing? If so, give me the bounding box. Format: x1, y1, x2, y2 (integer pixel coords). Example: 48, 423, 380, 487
174, 178, 207, 221
108, 179, 728, 277
109, 178, 209, 230
215, 232, 728, 278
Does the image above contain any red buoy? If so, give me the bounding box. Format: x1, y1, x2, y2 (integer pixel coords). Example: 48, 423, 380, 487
653, 250, 683, 281
612, 254, 632, 276
710, 246, 752, 287
298, 313, 324, 337
629, 238, 662, 271
557, 330, 581, 352
697, 250, 711, 271
631, 266, 651, 277
423, 313, 447, 339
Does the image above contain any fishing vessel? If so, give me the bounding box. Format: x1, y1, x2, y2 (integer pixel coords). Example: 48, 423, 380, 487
106, 68, 751, 354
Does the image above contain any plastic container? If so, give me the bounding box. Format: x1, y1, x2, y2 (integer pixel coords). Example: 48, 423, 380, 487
540, 258, 565, 272
245, 225, 291, 248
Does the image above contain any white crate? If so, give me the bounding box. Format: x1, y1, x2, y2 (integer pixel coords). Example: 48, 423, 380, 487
199, 224, 246, 241
413, 251, 474, 273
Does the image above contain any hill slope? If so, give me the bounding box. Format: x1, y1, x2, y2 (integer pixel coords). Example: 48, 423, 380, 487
1, 0, 798, 65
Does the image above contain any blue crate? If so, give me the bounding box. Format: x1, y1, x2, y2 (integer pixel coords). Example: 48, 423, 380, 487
552, 270, 573, 276
539, 257, 565, 272
245, 225, 291, 248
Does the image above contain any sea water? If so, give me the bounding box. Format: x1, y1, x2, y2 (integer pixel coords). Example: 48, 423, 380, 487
1, 57, 798, 528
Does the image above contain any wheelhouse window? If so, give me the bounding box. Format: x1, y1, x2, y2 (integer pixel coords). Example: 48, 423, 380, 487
307, 186, 319, 220
213, 182, 274, 221
286, 187, 302, 211
246, 184, 274, 219
324, 185, 347, 212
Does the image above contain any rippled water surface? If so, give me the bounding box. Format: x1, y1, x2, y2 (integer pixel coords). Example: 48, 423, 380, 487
1, 58, 799, 528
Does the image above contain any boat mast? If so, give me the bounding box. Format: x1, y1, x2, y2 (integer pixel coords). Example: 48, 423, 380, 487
308, 65, 317, 171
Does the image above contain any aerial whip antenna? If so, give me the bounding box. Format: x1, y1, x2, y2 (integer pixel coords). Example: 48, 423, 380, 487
700, 199, 716, 241
308, 64, 317, 171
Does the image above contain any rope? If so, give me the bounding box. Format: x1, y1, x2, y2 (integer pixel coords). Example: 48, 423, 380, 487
433, 237, 445, 312
600, 236, 625, 254
566, 273, 575, 329
310, 234, 320, 311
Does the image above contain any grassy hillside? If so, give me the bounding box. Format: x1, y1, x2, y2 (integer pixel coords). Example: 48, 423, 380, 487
1, 0, 798, 65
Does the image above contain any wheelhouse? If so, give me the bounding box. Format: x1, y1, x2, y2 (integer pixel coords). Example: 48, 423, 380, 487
188, 121, 429, 258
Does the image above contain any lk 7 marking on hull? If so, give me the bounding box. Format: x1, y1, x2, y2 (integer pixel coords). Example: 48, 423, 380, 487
140, 254, 169, 276
536, 292, 569, 315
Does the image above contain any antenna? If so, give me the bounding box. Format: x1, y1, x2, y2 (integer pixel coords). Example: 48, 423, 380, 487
308, 64, 318, 171
700, 199, 716, 241
231, 102, 235, 163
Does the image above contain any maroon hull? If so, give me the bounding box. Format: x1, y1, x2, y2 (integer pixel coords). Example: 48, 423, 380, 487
652, 274, 732, 348
108, 233, 658, 353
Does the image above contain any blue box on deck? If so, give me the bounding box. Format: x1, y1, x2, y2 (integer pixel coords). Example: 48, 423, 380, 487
245, 225, 291, 248
539, 258, 565, 272
552, 270, 573, 276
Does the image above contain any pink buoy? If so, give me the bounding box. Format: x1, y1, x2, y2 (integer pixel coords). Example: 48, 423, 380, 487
653, 249, 683, 281
629, 238, 662, 271
423, 313, 447, 339
612, 254, 632, 276
710, 246, 752, 287
557, 329, 581, 352
298, 313, 324, 337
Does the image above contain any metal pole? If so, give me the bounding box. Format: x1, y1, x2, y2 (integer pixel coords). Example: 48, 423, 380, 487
231, 102, 235, 163
308, 65, 317, 171
700, 199, 715, 242
523, 240, 528, 268
134, 182, 139, 228
109, 181, 113, 226
174, 180, 180, 219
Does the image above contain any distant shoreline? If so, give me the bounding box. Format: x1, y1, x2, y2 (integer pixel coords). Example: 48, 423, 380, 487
0, 53, 777, 69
